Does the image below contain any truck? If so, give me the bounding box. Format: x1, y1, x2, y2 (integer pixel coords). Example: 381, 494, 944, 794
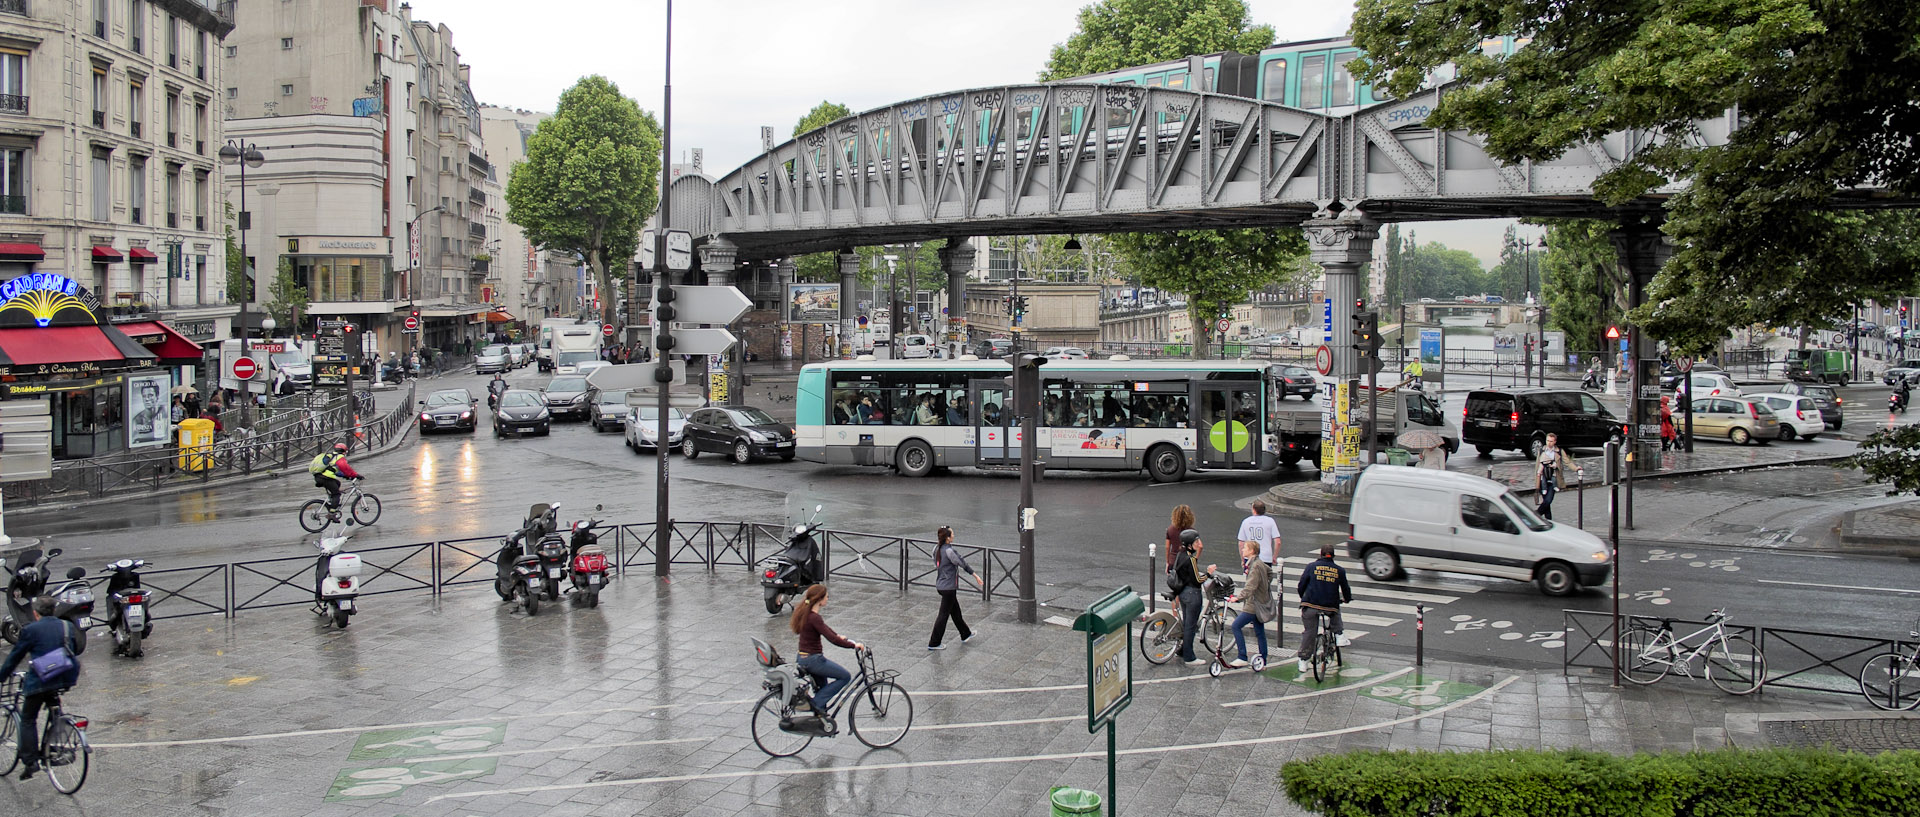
536, 318, 582, 372
550, 325, 602, 375
1785, 348, 1851, 386
1270, 385, 1459, 468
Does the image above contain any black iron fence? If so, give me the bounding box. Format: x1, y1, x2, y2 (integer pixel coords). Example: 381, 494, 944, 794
1561, 609, 1914, 699
72, 520, 1025, 624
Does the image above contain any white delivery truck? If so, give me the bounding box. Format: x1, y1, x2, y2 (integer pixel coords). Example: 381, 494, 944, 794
551, 325, 602, 374
537, 318, 582, 372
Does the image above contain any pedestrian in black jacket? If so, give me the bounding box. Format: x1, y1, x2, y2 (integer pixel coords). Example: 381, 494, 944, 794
0, 596, 82, 779
928, 526, 983, 649
1172, 529, 1216, 666
1295, 545, 1352, 673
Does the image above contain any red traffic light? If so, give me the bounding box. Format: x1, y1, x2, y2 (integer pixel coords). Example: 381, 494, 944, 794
1605, 325, 1621, 340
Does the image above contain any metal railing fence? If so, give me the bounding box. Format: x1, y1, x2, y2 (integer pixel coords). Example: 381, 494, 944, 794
1561, 609, 1914, 699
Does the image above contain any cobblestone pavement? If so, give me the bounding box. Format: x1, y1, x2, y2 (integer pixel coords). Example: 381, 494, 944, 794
1761, 715, 1920, 752
0, 569, 1885, 817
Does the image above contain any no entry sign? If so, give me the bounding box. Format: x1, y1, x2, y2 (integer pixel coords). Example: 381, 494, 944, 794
602, 323, 615, 337
231, 356, 259, 380
403, 316, 419, 331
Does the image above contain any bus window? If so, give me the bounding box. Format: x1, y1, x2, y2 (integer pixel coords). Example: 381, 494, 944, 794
1261, 59, 1288, 103
1331, 52, 1357, 107
1300, 54, 1326, 109
831, 380, 890, 425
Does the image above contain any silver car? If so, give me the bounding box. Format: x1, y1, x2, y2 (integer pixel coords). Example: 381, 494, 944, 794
625, 405, 686, 452
475, 344, 511, 374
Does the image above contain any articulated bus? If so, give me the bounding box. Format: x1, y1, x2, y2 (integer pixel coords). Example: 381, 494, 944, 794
795, 359, 1316, 483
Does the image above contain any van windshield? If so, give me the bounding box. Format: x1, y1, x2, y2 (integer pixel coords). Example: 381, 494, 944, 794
1501, 493, 1553, 532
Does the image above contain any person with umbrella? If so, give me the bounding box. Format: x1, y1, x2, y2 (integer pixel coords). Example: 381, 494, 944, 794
173, 384, 201, 419
1397, 428, 1449, 470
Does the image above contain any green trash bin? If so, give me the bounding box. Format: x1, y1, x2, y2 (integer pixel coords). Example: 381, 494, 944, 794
1384, 447, 1412, 466
1049, 786, 1102, 816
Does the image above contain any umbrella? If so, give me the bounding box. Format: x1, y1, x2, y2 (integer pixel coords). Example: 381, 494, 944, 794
1396, 428, 1447, 451
171, 385, 199, 396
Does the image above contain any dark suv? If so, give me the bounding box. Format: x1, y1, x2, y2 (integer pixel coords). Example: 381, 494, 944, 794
1463, 388, 1625, 459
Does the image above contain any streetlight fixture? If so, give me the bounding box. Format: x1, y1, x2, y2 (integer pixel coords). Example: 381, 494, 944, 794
220, 138, 266, 427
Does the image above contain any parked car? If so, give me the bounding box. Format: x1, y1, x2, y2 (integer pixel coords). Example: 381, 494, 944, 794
1665, 371, 1741, 398
680, 406, 796, 463
490, 390, 551, 437
1883, 358, 1920, 387
1347, 466, 1610, 596
977, 338, 1013, 359
587, 388, 630, 432
1276, 366, 1318, 400
1745, 392, 1824, 441
542, 376, 592, 420
1684, 396, 1779, 445
475, 344, 512, 374
417, 388, 479, 434
1775, 382, 1845, 429
625, 405, 687, 452
1462, 387, 1625, 459
501, 344, 529, 368
900, 334, 936, 359
1043, 346, 1090, 360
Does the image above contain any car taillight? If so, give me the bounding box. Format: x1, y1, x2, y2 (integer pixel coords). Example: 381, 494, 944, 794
1836, 397, 1843, 405
765, 569, 776, 579
1749, 403, 1763, 419
1797, 410, 1807, 420
1509, 411, 1519, 426
337, 579, 351, 589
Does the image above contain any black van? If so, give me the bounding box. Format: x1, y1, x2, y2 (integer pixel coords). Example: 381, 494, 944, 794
1463, 388, 1625, 459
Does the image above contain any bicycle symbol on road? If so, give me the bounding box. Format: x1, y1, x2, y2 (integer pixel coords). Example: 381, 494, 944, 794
1643, 549, 1740, 571
1498, 629, 1569, 649
332, 761, 493, 799
1362, 676, 1485, 708
1444, 614, 1513, 635
1615, 587, 1674, 605
349, 722, 506, 761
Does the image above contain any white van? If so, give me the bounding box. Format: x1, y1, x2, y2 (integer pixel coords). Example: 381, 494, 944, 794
900, 334, 935, 359
1346, 466, 1610, 596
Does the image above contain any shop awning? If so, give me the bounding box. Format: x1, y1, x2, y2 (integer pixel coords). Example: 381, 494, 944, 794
128, 248, 159, 262
91, 246, 123, 261
0, 243, 44, 260
484, 310, 515, 323
0, 325, 158, 368
112, 320, 205, 364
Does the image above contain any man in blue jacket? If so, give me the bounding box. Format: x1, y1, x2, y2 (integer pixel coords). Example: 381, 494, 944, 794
1295, 545, 1353, 674
1, 595, 82, 779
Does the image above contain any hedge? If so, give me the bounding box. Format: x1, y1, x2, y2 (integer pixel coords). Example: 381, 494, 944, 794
1280, 748, 1920, 816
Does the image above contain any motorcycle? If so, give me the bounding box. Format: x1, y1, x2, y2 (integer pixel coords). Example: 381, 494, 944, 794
48, 564, 95, 649
1581, 367, 1603, 390
760, 504, 825, 615
567, 505, 611, 609
101, 559, 154, 658
486, 378, 508, 409
495, 503, 559, 615
380, 359, 409, 384
1892, 390, 1909, 414
2, 547, 65, 644
313, 531, 363, 629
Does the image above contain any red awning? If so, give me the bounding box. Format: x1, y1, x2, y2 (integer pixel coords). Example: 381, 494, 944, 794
91, 246, 123, 261
484, 311, 515, 323
0, 325, 135, 366
112, 320, 205, 363
0, 243, 44, 260
128, 247, 159, 261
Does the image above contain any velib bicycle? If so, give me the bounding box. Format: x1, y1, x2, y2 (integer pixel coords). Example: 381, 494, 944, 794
1, 673, 91, 794
1858, 616, 1920, 711
749, 643, 913, 757
1619, 609, 1766, 695
1302, 607, 1345, 682
300, 477, 382, 533
1142, 573, 1240, 671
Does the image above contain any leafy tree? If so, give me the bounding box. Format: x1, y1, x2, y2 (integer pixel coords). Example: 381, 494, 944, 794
1349, 0, 1920, 353
265, 256, 309, 333
1041, 0, 1303, 356
1840, 425, 1920, 496
506, 75, 661, 329
224, 201, 247, 304
1539, 220, 1624, 359
786, 101, 869, 285
1401, 242, 1485, 301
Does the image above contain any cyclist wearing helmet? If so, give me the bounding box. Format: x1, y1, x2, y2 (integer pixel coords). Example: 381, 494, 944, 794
1171, 528, 1216, 666
309, 442, 363, 517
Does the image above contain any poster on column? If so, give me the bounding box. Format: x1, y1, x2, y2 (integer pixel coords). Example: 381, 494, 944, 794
707, 354, 728, 404
126, 372, 172, 448
785, 284, 840, 324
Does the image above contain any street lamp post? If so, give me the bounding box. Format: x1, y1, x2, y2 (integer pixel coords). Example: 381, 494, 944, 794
220, 139, 266, 427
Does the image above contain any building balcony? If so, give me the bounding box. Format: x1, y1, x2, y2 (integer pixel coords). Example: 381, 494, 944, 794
467, 222, 486, 239
0, 94, 25, 115
196, 65, 205, 81
167, 131, 177, 148
167, 54, 177, 69
94, 19, 106, 38
0, 195, 24, 215
196, 139, 205, 154
467, 187, 486, 206
0, 0, 27, 17
167, 212, 177, 228
471, 258, 489, 274
130, 121, 141, 137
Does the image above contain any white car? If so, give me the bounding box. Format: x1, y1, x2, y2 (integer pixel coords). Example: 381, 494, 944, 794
625, 405, 687, 451
900, 334, 935, 359
1675, 372, 1740, 398
1043, 346, 1089, 360
1745, 392, 1824, 441
475, 345, 511, 374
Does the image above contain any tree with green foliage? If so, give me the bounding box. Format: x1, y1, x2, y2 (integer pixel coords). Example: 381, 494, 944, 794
224, 202, 247, 305
787, 101, 868, 284
1350, 0, 1920, 353
1042, 0, 1303, 356
1538, 220, 1623, 359
506, 75, 661, 329
265, 256, 308, 333
1840, 426, 1920, 497
1400, 242, 1485, 302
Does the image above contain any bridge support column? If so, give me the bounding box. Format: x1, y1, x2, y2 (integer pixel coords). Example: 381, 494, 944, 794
1305, 214, 1380, 493
699, 239, 741, 405
838, 250, 859, 358
1610, 222, 1670, 482
940, 239, 976, 358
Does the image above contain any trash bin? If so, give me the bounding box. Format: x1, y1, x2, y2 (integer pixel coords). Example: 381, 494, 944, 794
1384, 447, 1412, 466
177, 418, 215, 472
1048, 786, 1102, 817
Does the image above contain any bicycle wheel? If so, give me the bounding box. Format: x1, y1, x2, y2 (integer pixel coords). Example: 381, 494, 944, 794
1706, 635, 1766, 695
1311, 643, 1328, 682
848, 680, 914, 749
1140, 617, 1177, 665
1617, 626, 1673, 685
44, 716, 89, 794
1859, 653, 1920, 711
1, 706, 18, 776
1203, 614, 1227, 656
298, 500, 331, 533
750, 691, 813, 757
351, 492, 383, 526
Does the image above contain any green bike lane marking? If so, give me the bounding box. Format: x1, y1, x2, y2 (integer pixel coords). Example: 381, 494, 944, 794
326, 722, 507, 802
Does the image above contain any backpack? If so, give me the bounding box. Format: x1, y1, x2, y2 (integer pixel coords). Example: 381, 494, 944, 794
308, 452, 335, 476
1164, 552, 1188, 595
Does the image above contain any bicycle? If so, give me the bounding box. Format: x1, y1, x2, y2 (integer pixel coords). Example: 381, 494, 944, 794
1, 673, 91, 794
1301, 607, 1345, 682
1857, 616, 1920, 711
1141, 573, 1235, 669
1618, 608, 1766, 695
299, 478, 382, 533
750, 645, 913, 757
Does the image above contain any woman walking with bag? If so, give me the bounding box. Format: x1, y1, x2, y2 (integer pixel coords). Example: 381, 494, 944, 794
1534, 433, 1581, 520
928, 526, 983, 650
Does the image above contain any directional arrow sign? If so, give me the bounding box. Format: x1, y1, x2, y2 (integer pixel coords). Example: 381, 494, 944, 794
669, 285, 752, 326
671, 327, 737, 356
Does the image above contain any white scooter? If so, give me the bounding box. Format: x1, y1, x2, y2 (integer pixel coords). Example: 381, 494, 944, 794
313, 526, 363, 629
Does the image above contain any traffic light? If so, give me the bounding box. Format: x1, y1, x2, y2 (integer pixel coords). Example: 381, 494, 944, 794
1352, 310, 1383, 374
1004, 295, 1013, 315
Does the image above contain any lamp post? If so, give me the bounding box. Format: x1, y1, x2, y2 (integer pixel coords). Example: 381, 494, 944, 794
220, 139, 266, 427
405, 205, 445, 357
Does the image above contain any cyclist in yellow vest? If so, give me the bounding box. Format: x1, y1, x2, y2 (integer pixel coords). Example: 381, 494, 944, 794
308, 443, 363, 517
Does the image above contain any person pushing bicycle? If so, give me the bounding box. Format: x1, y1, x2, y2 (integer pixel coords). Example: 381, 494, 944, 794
1296, 545, 1352, 674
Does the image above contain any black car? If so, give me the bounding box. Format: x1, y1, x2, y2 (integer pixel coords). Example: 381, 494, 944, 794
680, 406, 796, 463
1276, 366, 1318, 400
543, 376, 591, 420
1775, 382, 1844, 429
587, 388, 630, 432
418, 388, 478, 434
1463, 387, 1624, 459
491, 390, 551, 437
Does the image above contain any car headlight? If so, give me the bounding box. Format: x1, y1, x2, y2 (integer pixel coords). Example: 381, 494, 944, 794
536, 409, 551, 419
640, 426, 657, 437
461, 411, 472, 419
420, 412, 432, 421
1592, 550, 1610, 562
571, 394, 587, 403
749, 430, 772, 443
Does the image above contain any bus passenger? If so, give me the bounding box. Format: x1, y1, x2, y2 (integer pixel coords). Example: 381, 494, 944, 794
916, 395, 941, 426
834, 397, 854, 425
946, 396, 968, 426
857, 394, 880, 424
982, 402, 1003, 426
1102, 391, 1126, 426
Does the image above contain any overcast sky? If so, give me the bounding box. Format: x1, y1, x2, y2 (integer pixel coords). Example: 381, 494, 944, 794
419, 0, 1529, 265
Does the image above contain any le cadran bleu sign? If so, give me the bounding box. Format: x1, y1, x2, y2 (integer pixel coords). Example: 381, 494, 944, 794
0, 273, 105, 329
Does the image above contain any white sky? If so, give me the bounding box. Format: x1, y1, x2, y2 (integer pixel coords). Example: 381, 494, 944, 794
419, 0, 1525, 265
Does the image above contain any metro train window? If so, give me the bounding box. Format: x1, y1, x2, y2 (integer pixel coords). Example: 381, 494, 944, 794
1331, 53, 1357, 107
1165, 72, 1188, 90
1261, 59, 1287, 103
1300, 55, 1326, 109
1203, 67, 1215, 91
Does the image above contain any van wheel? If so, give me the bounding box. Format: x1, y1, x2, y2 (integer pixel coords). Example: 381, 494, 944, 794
1475, 444, 1494, 458
1729, 427, 1752, 446
1535, 561, 1578, 596
1361, 546, 1403, 581
1146, 445, 1186, 483
896, 440, 934, 477
1525, 435, 1546, 460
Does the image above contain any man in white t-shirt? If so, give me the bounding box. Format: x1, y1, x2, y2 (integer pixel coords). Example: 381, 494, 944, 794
1238, 501, 1282, 568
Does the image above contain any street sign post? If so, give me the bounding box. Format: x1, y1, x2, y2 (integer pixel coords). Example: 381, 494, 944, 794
403, 316, 419, 332
602, 323, 615, 338
231, 356, 258, 381
667, 284, 752, 326
1074, 587, 1144, 817
669, 328, 737, 357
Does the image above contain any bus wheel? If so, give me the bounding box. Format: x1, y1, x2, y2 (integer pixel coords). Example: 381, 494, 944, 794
896, 440, 935, 478
1146, 445, 1186, 483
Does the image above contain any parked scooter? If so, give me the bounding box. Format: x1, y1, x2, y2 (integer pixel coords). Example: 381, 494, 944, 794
495, 503, 559, 615
2, 547, 60, 644
100, 559, 154, 658
760, 505, 824, 615
567, 505, 610, 608
313, 529, 363, 629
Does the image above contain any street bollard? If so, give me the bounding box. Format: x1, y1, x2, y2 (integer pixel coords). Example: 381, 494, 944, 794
1577, 478, 1584, 527
1147, 542, 1157, 614
1416, 603, 1425, 667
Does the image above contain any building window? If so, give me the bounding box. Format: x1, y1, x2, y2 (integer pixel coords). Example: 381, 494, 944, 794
91, 69, 108, 128
226, 87, 236, 99
166, 15, 179, 68
127, 80, 142, 135
280, 84, 292, 96
281, 37, 292, 50
91, 149, 111, 222
164, 165, 178, 228
165, 92, 177, 146
1, 147, 26, 215
196, 32, 207, 79
93, 0, 109, 39
194, 103, 206, 153
129, 155, 145, 224
225, 45, 235, 58
129, 0, 145, 53
193, 170, 207, 230
0, 52, 23, 115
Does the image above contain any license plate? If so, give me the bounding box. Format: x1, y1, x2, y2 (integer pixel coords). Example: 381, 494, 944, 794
777, 441, 794, 447
587, 574, 601, 585
338, 599, 353, 610
548, 568, 563, 578
127, 605, 144, 620
78, 617, 93, 628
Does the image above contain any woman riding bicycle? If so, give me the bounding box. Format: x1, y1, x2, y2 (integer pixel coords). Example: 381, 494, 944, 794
789, 585, 863, 716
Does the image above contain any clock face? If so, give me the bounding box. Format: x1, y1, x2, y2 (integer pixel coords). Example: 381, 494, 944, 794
665, 230, 693, 270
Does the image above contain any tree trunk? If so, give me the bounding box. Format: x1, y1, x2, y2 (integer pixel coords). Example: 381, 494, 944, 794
588, 248, 615, 330
1189, 303, 1209, 358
